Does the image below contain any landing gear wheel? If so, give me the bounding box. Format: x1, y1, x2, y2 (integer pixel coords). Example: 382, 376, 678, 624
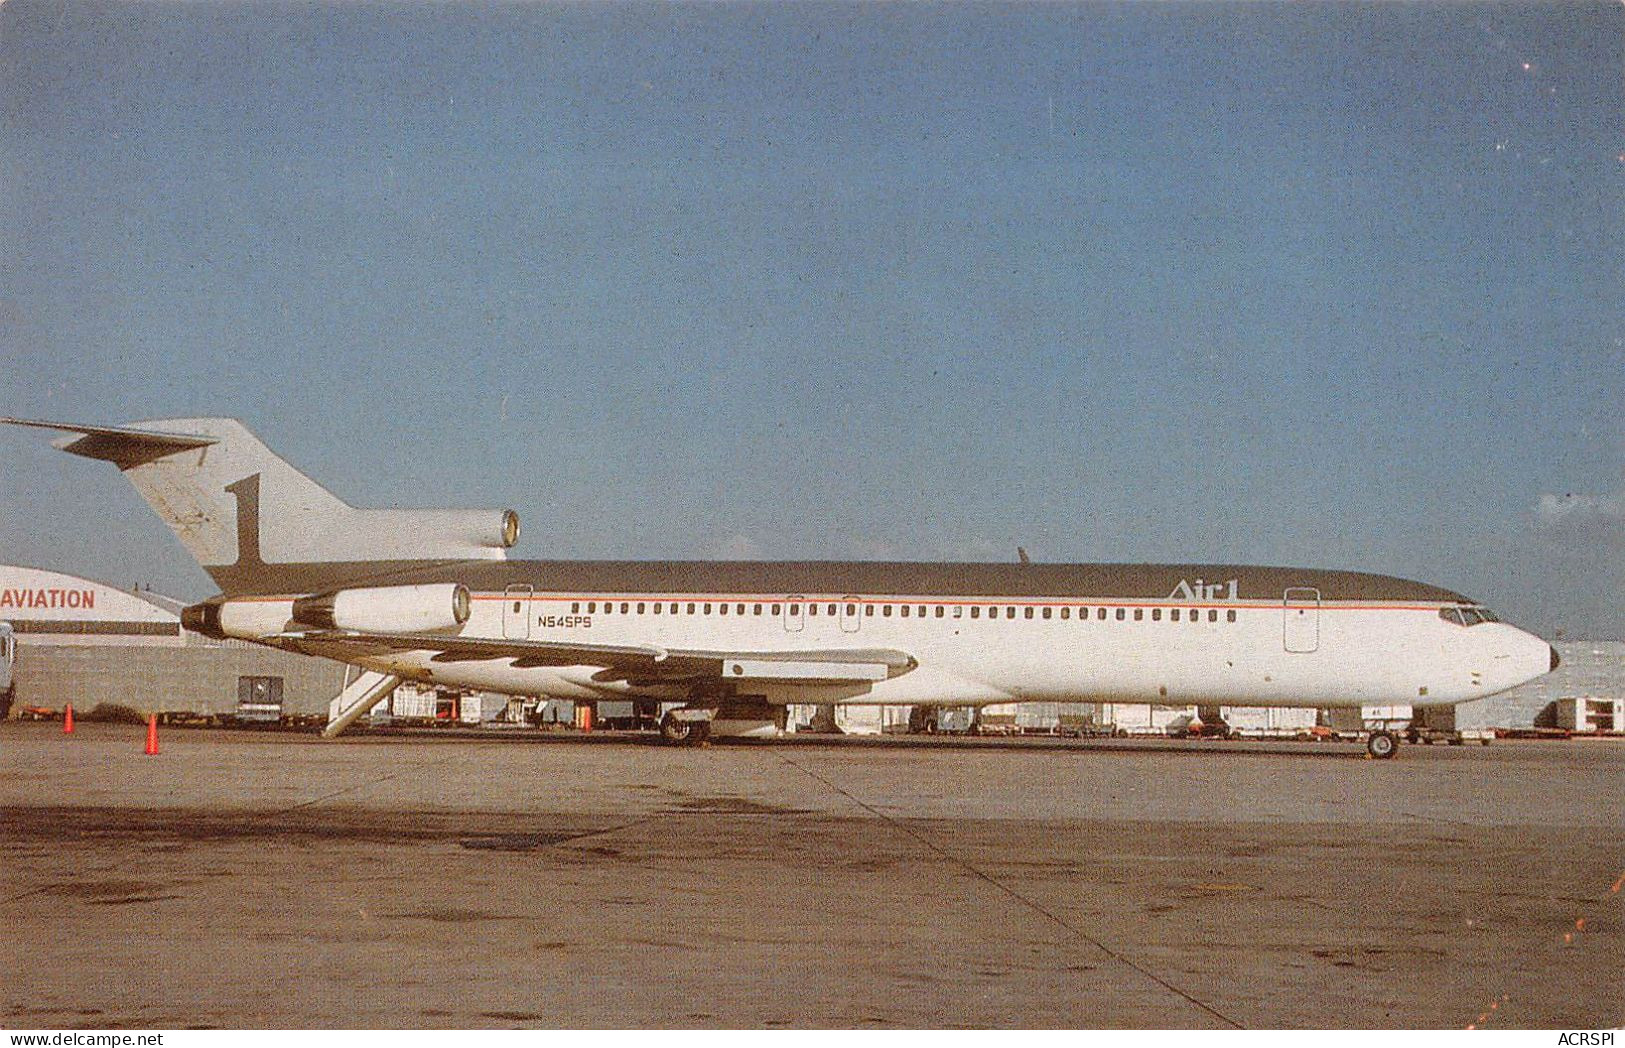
1366, 730, 1398, 760
660, 712, 712, 746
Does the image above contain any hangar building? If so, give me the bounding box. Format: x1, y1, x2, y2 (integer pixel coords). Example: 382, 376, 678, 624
1, 564, 344, 720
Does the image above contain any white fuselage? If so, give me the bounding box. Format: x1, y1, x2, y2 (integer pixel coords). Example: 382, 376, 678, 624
294, 587, 1552, 710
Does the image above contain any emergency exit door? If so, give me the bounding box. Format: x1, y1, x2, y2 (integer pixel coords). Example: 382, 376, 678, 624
839, 596, 862, 633
503, 584, 532, 639
1283, 587, 1320, 653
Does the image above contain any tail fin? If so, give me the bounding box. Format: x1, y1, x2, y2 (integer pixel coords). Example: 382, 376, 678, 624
3, 417, 518, 594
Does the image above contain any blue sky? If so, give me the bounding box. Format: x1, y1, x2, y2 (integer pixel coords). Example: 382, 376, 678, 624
2, 1, 1620, 637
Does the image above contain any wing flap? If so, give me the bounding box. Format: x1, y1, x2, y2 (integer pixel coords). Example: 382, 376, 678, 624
723, 658, 890, 683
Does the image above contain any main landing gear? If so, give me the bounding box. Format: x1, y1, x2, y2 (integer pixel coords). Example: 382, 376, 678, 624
1366, 729, 1398, 760
660, 708, 713, 746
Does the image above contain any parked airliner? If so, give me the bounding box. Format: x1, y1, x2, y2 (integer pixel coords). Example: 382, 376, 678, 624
3, 416, 1557, 757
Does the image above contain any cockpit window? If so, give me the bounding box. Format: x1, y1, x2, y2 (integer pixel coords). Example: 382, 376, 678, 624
1441, 606, 1499, 627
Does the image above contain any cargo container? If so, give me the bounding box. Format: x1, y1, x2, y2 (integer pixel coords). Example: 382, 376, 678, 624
1327, 705, 1414, 733
1220, 706, 1318, 738
968, 702, 1015, 735
834, 705, 882, 735
1407, 704, 1494, 745
1015, 702, 1059, 733
1555, 697, 1623, 734
1009, 702, 1101, 734
1099, 703, 1200, 736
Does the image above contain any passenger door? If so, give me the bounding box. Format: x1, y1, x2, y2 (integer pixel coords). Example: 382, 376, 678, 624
1283, 587, 1320, 653
783, 596, 805, 633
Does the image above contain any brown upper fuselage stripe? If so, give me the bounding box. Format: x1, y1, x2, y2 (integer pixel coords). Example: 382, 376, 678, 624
226, 593, 1453, 611
204, 559, 1471, 604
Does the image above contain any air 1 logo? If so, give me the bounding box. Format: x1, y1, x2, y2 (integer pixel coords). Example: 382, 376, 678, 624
1167, 578, 1239, 601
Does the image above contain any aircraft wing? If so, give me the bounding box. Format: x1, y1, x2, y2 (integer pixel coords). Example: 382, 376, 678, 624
274, 630, 917, 687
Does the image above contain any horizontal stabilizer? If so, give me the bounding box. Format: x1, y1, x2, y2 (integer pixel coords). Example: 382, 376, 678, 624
0, 416, 218, 468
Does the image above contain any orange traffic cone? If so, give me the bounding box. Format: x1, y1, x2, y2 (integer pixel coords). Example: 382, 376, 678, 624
63, 704, 74, 734
144, 713, 159, 756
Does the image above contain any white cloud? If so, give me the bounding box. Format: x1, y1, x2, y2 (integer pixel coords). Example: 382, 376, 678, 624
1534, 491, 1625, 547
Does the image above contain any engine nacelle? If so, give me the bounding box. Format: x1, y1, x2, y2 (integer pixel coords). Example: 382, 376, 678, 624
347, 508, 519, 557
292, 583, 471, 634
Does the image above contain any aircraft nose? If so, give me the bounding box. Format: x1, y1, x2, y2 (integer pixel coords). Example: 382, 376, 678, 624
1550, 645, 1561, 672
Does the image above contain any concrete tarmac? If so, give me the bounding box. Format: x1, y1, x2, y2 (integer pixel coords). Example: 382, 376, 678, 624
2, 722, 1621, 1029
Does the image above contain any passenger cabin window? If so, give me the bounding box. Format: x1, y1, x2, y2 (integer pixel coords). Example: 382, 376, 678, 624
808, 604, 817, 616
572, 602, 580, 613
1025, 608, 1034, 619
688, 603, 696, 615
1059, 607, 1069, 620
772, 604, 781, 615
653, 603, 662, 614
737, 604, 746, 615
720, 603, 729, 615
1133, 609, 1144, 621
829, 604, 839, 616
970, 607, 980, 619
789, 603, 798, 615
704, 603, 712, 614
1115, 609, 1125, 621
1151, 608, 1161, 622
1208, 610, 1217, 622
1097, 608, 1107, 620
936, 606, 945, 618
883, 605, 892, 617
846, 604, 857, 617
1042, 608, 1052, 620
753, 604, 763, 616
1170, 609, 1179, 621
513, 601, 521, 614
864, 605, 874, 617
1227, 610, 1237, 623
637, 602, 646, 614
